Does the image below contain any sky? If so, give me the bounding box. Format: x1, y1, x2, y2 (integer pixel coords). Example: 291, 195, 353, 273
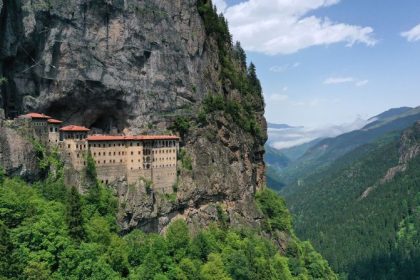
214, 0, 420, 128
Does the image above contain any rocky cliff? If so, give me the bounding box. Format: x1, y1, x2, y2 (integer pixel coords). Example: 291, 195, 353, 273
0, 0, 267, 232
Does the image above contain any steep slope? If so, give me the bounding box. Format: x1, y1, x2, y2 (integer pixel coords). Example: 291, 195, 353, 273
284, 122, 420, 279
367, 106, 412, 122
277, 107, 420, 189
265, 144, 290, 169
0, 0, 267, 233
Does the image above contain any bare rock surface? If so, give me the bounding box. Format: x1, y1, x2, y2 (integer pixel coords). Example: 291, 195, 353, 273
0, 0, 267, 233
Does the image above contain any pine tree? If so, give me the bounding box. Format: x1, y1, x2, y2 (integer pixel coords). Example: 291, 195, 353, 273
247, 63, 262, 95
66, 186, 85, 241
86, 152, 100, 205
234, 42, 247, 70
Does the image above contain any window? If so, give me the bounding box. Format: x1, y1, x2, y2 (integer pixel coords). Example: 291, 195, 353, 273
131, 152, 134, 155
50, 127, 53, 132
68, 144, 71, 148
109, 152, 111, 156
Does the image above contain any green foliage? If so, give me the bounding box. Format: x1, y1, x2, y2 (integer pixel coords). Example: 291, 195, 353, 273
66, 186, 85, 241
0, 77, 7, 86
86, 152, 98, 182
0, 172, 336, 279
282, 127, 420, 279
256, 188, 292, 233
178, 149, 193, 171
170, 116, 191, 138
201, 95, 263, 138
0, 167, 4, 185
141, 177, 154, 194
200, 253, 232, 280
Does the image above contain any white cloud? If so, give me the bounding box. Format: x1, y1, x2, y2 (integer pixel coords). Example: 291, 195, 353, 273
356, 80, 369, 87
215, 0, 376, 55
324, 77, 355, 84
213, 0, 228, 13
324, 77, 369, 87
401, 24, 420, 42
268, 116, 371, 149
269, 94, 289, 101
269, 62, 300, 72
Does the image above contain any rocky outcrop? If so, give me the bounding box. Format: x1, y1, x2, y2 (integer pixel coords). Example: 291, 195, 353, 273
0, 122, 40, 181
360, 121, 420, 199
0, 0, 267, 233
0, 0, 218, 129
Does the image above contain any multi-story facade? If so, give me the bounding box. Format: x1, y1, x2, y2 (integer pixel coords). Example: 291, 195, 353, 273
15, 113, 179, 192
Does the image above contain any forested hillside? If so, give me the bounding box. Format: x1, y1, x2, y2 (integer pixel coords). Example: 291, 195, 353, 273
283, 122, 420, 279
270, 107, 420, 190
0, 167, 337, 279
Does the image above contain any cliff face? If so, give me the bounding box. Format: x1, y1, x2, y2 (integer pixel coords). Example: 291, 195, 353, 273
0, 0, 267, 232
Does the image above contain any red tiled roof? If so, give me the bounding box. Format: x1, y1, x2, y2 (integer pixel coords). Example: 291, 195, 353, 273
87, 135, 179, 141
19, 112, 52, 119
60, 125, 90, 132
48, 119, 63, 124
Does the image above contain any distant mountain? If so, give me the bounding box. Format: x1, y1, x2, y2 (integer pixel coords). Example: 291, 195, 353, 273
368, 106, 412, 122
267, 122, 301, 129
269, 106, 420, 188
282, 122, 420, 279
264, 144, 290, 168
279, 137, 324, 161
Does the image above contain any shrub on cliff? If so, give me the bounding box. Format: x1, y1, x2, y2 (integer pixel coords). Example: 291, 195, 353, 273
256, 188, 292, 233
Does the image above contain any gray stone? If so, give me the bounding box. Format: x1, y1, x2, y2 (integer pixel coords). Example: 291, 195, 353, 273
0, 0, 268, 234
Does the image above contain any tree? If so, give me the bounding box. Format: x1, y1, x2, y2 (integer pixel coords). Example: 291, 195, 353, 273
234, 42, 247, 70
170, 116, 191, 139
200, 253, 232, 280
66, 186, 85, 241
86, 152, 100, 205
256, 189, 292, 232
0, 222, 14, 278
247, 63, 262, 95
166, 220, 190, 261
0, 77, 7, 86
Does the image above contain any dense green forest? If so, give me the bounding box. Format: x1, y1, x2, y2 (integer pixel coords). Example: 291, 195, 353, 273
0, 162, 337, 279
282, 126, 420, 279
